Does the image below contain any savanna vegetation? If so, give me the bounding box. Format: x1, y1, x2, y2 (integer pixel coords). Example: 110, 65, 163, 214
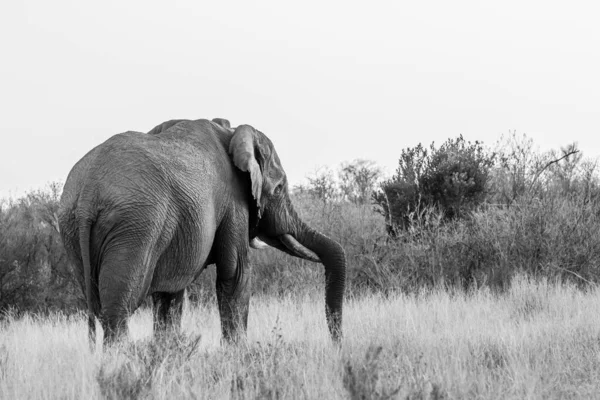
2, 131, 600, 399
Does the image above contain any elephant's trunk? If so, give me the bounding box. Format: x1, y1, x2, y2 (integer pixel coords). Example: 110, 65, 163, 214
292, 219, 346, 342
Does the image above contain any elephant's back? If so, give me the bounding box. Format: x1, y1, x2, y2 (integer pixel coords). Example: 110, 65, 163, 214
61, 125, 233, 213
58, 131, 172, 240
60, 131, 151, 197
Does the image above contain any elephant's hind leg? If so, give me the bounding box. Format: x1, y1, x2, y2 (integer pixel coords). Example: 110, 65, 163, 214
152, 290, 185, 335
101, 314, 128, 344
98, 245, 159, 345
88, 315, 97, 350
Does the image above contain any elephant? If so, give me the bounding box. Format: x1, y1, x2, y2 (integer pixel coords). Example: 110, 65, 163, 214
58, 118, 346, 345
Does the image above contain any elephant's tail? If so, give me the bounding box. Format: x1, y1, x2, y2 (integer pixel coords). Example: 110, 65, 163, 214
78, 216, 97, 343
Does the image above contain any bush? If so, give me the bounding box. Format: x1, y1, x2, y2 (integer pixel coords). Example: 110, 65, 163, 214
0, 184, 81, 315
375, 136, 495, 235
421, 136, 495, 218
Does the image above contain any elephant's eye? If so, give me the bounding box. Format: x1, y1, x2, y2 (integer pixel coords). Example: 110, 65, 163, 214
274, 184, 283, 196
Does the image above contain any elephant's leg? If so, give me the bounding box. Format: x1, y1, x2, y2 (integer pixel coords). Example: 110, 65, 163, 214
215, 252, 252, 343
98, 246, 157, 345
88, 315, 96, 349
152, 290, 185, 335
101, 314, 128, 344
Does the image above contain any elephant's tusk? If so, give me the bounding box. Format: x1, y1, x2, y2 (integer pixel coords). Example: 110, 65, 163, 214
279, 234, 321, 263
250, 237, 270, 249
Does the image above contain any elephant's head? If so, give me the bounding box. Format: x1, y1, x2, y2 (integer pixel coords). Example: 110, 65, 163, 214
229, 124, 346, 341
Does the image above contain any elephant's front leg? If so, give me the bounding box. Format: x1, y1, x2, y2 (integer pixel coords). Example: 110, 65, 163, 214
215, 250, 252, 343
152, 290, 185, 335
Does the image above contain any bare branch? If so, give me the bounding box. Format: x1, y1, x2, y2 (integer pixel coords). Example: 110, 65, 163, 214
523, 149, 580, 201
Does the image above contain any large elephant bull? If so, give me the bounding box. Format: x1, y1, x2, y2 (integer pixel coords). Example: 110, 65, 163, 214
58, 118, 346, 344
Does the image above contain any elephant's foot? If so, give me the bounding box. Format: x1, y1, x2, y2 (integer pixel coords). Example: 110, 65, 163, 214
101, 317, 128, 347
152, 290, 185, 337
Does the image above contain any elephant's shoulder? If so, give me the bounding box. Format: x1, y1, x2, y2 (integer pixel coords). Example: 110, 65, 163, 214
147, 120, 189, 135
95, 131, 147, 151
147, 119, 214, 136
157, 120, 228, 148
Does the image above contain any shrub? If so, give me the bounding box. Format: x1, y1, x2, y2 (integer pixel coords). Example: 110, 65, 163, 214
0, 184, 81, 315
421, 136, 494, 219
375, 136, 495, 235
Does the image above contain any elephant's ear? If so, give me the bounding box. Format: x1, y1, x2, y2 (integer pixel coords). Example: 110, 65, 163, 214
212, 118, 231, 129
229, 125, 264, 217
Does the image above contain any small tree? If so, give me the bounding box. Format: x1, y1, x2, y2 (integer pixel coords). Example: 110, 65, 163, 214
490, 132, 584, 205
339, 159, 382, 205
373, 144, 429, 234
306, 167, 338, 205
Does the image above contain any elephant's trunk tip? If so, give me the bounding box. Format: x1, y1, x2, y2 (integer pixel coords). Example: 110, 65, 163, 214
293, 224, 346, 341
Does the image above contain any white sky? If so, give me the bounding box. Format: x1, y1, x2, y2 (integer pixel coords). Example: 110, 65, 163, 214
1, 0, 599, 199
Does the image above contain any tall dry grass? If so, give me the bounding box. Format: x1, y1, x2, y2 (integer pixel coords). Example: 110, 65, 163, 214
2, 276, 600, 399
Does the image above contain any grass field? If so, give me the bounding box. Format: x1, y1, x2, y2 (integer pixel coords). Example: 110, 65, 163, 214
2, 276, 600, 399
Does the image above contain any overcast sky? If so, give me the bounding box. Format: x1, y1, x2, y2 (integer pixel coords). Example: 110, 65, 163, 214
1, 1, 599, 199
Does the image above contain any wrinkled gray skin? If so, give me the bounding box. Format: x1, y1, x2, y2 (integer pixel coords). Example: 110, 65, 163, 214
58, 118, 346, 345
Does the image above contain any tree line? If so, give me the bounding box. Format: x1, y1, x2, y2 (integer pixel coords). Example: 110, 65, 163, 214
2, 131, 600, 314
300, 132, 598, 237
